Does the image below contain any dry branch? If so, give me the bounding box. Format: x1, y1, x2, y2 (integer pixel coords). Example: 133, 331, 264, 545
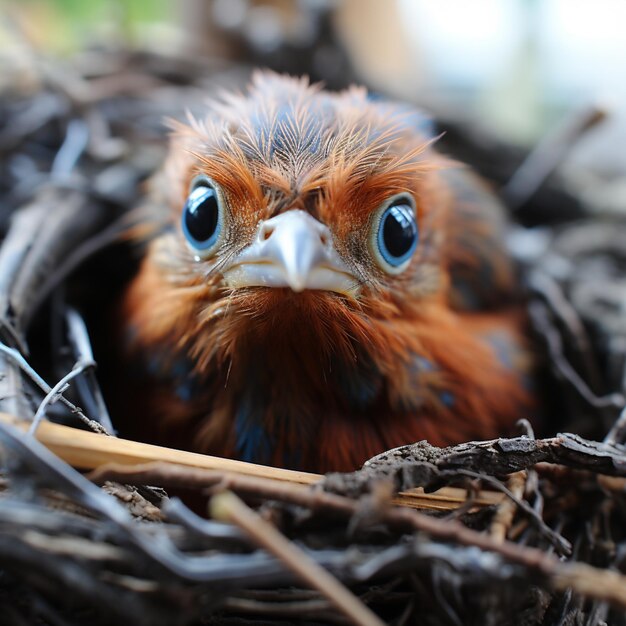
322, 432, 626, 497
211, 491, 385, 626
489, 471, 528, 542
1, 414, 503, 512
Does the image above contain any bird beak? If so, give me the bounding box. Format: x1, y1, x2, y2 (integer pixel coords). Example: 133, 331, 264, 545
222, 210, 359, 296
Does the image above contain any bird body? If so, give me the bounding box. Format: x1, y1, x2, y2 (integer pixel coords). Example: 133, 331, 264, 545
119, 72, 533, 472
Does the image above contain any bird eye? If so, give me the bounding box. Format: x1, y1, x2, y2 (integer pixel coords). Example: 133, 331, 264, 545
181, 176, 225, 257
371, 195, 418, 273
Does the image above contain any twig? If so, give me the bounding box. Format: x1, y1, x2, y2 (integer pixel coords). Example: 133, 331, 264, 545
210, 491, 386, 626
100, 457, 626, 612
528, 301, 625, 410
387, 508, 626, 611
604, 406, 626, 446
28, 215, 138, 323
516, 418, 544, 530
0, 343, 106, 434
221, 597, 339, 621
65, 307, 114, 433
449, 468, 569, 554
89, 461, 501, 512
322, 431, 626, 500
51, 119, 89, 179
0, 415, 503, 511
489, 471, 527, 543
529, 271, 603, 392
29, 360, 93, 434
534, 462, 626, 494
552, 563, 626, 612
502, 104, 607, 210
83, 456, 626, 611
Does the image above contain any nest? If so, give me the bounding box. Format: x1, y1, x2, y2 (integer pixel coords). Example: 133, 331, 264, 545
1, 44, 626, 626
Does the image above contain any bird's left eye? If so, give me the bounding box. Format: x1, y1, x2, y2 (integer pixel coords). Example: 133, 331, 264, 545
371, 195, 418, 273
181, 177, 225, 257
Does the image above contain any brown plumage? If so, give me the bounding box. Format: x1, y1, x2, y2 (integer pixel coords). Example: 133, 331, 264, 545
118, 72, 534, 472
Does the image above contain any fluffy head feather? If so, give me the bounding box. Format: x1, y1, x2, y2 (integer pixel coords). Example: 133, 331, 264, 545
120, 71, 534, 472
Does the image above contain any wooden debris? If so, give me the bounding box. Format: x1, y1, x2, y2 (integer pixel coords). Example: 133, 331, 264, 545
1, 413, 503, 512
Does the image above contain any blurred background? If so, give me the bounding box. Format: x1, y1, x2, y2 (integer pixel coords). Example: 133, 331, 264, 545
0, 0, 624, 227
1, 0, 625, 165
1, 0, 626, 221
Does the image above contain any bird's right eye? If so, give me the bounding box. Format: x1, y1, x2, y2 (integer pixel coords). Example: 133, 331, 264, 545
182, 177, 224, 257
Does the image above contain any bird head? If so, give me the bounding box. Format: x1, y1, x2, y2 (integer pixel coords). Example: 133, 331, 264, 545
130, 72, 453, 370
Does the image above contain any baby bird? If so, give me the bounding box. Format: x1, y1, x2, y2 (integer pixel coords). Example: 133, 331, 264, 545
119, 72, 534, 473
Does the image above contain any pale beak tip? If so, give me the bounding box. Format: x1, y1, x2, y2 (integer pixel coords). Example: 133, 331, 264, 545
287, 275, 306, 292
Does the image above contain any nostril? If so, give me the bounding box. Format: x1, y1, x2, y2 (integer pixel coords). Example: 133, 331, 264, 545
260, 224, 274, 241
319, 233, 328, 246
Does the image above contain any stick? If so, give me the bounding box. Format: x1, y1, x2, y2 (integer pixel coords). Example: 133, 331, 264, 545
502, 104, 608, 210
489, 470, 527, 542
0, 413, 502, 511
211, 491, 385, 626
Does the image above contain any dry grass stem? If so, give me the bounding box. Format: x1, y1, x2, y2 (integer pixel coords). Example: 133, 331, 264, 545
210, 491, 385, 626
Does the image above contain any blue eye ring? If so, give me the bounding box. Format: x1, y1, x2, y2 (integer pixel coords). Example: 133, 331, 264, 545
370, 194, 419, 274
181, 175, 227, 258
